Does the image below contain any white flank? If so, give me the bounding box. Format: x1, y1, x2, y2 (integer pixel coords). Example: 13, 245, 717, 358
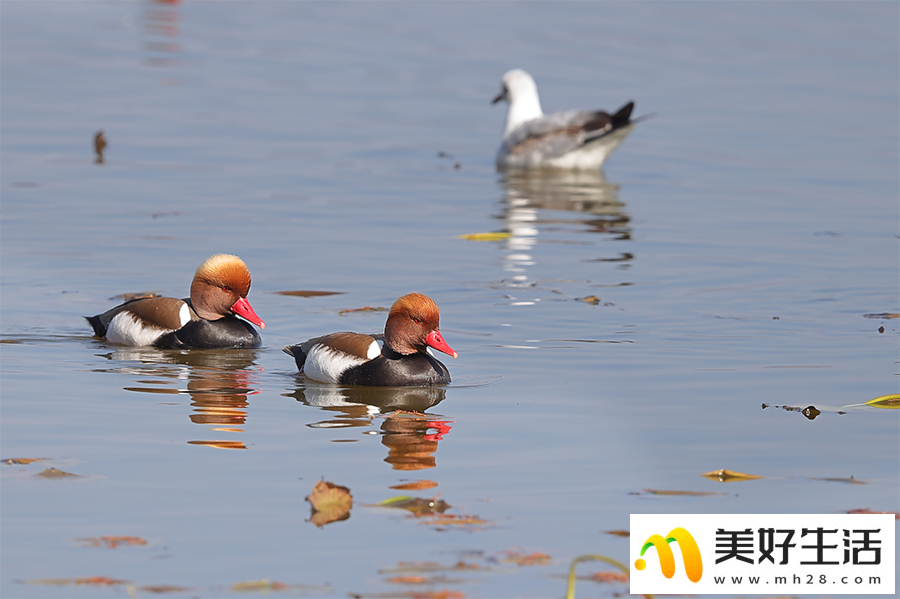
178, 303, 192, 327
303, 343, 371, 384
105, 312, 172, 346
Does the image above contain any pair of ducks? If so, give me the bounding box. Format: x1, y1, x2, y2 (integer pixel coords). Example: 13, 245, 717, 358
86, 254, 456, 387
88, 71, 640, 386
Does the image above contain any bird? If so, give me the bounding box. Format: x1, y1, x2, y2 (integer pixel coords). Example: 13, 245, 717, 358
283, 293, 457, 387
492, 68, 641, 170
86, 254, 265, 349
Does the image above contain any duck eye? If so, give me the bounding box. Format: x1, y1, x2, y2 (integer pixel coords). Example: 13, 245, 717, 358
412, 317, 422, 324
222, 285, 231, 292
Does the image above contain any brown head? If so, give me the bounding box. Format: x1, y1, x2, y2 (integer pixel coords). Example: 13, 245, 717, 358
383, 293, 457, 358
189, 254, 265, 328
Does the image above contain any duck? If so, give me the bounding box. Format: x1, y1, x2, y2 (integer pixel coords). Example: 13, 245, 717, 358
86, 253, 265, 349
492, 68, 642, 170
283, 293, 457, 387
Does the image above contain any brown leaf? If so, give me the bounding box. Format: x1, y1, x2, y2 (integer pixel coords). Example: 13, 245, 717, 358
374, 496, 451, 515
275, 290, 344, 297
700, 468, 763, 482
501, 551, 551, 566
22, 576, 130, 586
75, 536, 148, 548
577, 295, 601, 305
391, 480, 439, 491
846, 508, 900, 519
139, 585, 194, 593
37, 467, 79, 479
3, 457, 49, 465
815, 476, 866, 485
589, 570, 630, 583
232, 579, 289, 591
187, 440, 246, 450
604, 529, 630, 537
642, 488, 720, 496
339, 306, 388, 315
306, 480, 352, 527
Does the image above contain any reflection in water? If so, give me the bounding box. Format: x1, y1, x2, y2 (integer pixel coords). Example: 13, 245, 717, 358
142, 0, 182, 75
287, 385, 449, 470
498, 170, 632, 285
96, 348, 261, 449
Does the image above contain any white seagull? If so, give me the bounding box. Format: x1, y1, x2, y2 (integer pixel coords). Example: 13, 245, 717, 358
492, 68, 642, 171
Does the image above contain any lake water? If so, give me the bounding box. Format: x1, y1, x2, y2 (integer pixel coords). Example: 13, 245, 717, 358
1, 2, 897, 598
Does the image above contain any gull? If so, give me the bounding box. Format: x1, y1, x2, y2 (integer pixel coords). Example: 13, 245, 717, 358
492, 68, 643, 170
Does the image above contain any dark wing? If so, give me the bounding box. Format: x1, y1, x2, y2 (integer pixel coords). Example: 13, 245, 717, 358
85, 296, 191, 337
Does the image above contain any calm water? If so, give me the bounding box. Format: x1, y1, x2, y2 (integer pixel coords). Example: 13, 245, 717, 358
2, 2, 898, 598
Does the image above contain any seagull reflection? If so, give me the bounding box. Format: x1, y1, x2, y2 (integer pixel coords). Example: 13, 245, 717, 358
497, 169, 632, 284
95, 348, 261, 449
287, 385, 449, 470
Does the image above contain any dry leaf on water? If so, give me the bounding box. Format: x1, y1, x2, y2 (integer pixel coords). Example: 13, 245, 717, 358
391, 480, 439, 491
642, 488, 720, 496
232, 579, 289, 591
865, 394, 900, 409
3, 457, 48, 465
501, 551, 551, 566
458, 232, 511, 241
306, 480, 352, 527
339, 306, 388, 315
37, 467, 79, 479
22, 576, 130, 586
700, 468, 763, 482
275, 290, 343, 297
375, 495, 450, 515
604, 529, 630, 537
75, 536, 147, 548
846, 508, 900, 519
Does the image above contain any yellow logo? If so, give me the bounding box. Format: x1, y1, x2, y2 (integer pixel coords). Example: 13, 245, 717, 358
634, 527, 703, 583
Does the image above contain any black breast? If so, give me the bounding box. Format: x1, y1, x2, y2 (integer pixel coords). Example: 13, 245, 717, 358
154, 317, 261, 349
340, 351, 451, 387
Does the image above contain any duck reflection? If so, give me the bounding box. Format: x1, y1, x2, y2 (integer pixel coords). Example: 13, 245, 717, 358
498, 169, 632, 283
287, 385, 449, 470
96, 347, 261, 449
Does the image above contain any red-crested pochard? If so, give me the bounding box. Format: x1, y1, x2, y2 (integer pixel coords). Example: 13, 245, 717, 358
86, 254, 265, 349
283, 293, 457, 386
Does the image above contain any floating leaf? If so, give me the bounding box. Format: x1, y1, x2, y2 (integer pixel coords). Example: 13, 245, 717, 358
306, 480, 352, 527
576, 295, 601, 305
339, 305, 388, 315
501, 551, 551, 566
458, 231, 511, 241
814, 476, 866, 485
22, 576, 130, 586
374, 495, 450, 515
139, 585, 194, 593
604, 530, 630, 537
863, 313, 899, 319
846, 508, 900, 519
111, 291, 159, 301
865, 394, 900, 409
418, 513, 491, 530
391, 480, 439, 491
565, 554, 629, 599
379, 561, 483, 574
275, 290, 343, 297
187, 440, 246, 450
642, 488, 720, 496
700, 468, 763, 482
75, 536, 147, 549
232, 579, 289, 592
3, 457, 48, 465
37, 467, 79, 479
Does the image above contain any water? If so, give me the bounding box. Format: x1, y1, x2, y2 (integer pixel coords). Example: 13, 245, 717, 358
2, 2, 898, 598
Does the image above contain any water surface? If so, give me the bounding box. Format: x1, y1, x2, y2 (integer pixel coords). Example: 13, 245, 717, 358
2, 2, 898, 598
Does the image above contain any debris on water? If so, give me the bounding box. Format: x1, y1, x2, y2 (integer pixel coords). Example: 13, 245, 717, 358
576, 295, 600, 305
374, 495, 450, 515
94, 130, 106, 164
339, 306, 388, 315
3, 457, 48, 465
390, 480, 439, 491
846, 508, 899, 519
111, 291, 158, 301
760, 403, 826, 420
306, 480, 352, 527
814, 476, 866, 485
75, 536, 147, 548
641, 488, 720, 496
458, 231, 511, 241
37, 467, 79, 479
501, 551, 551, 566
700, 468, 763, 482
604, 529, 629, 537
275, 290, 344, 297
865, 394, 900, 408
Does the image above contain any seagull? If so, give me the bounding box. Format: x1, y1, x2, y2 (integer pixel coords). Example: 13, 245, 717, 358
492, 68, 643, 170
